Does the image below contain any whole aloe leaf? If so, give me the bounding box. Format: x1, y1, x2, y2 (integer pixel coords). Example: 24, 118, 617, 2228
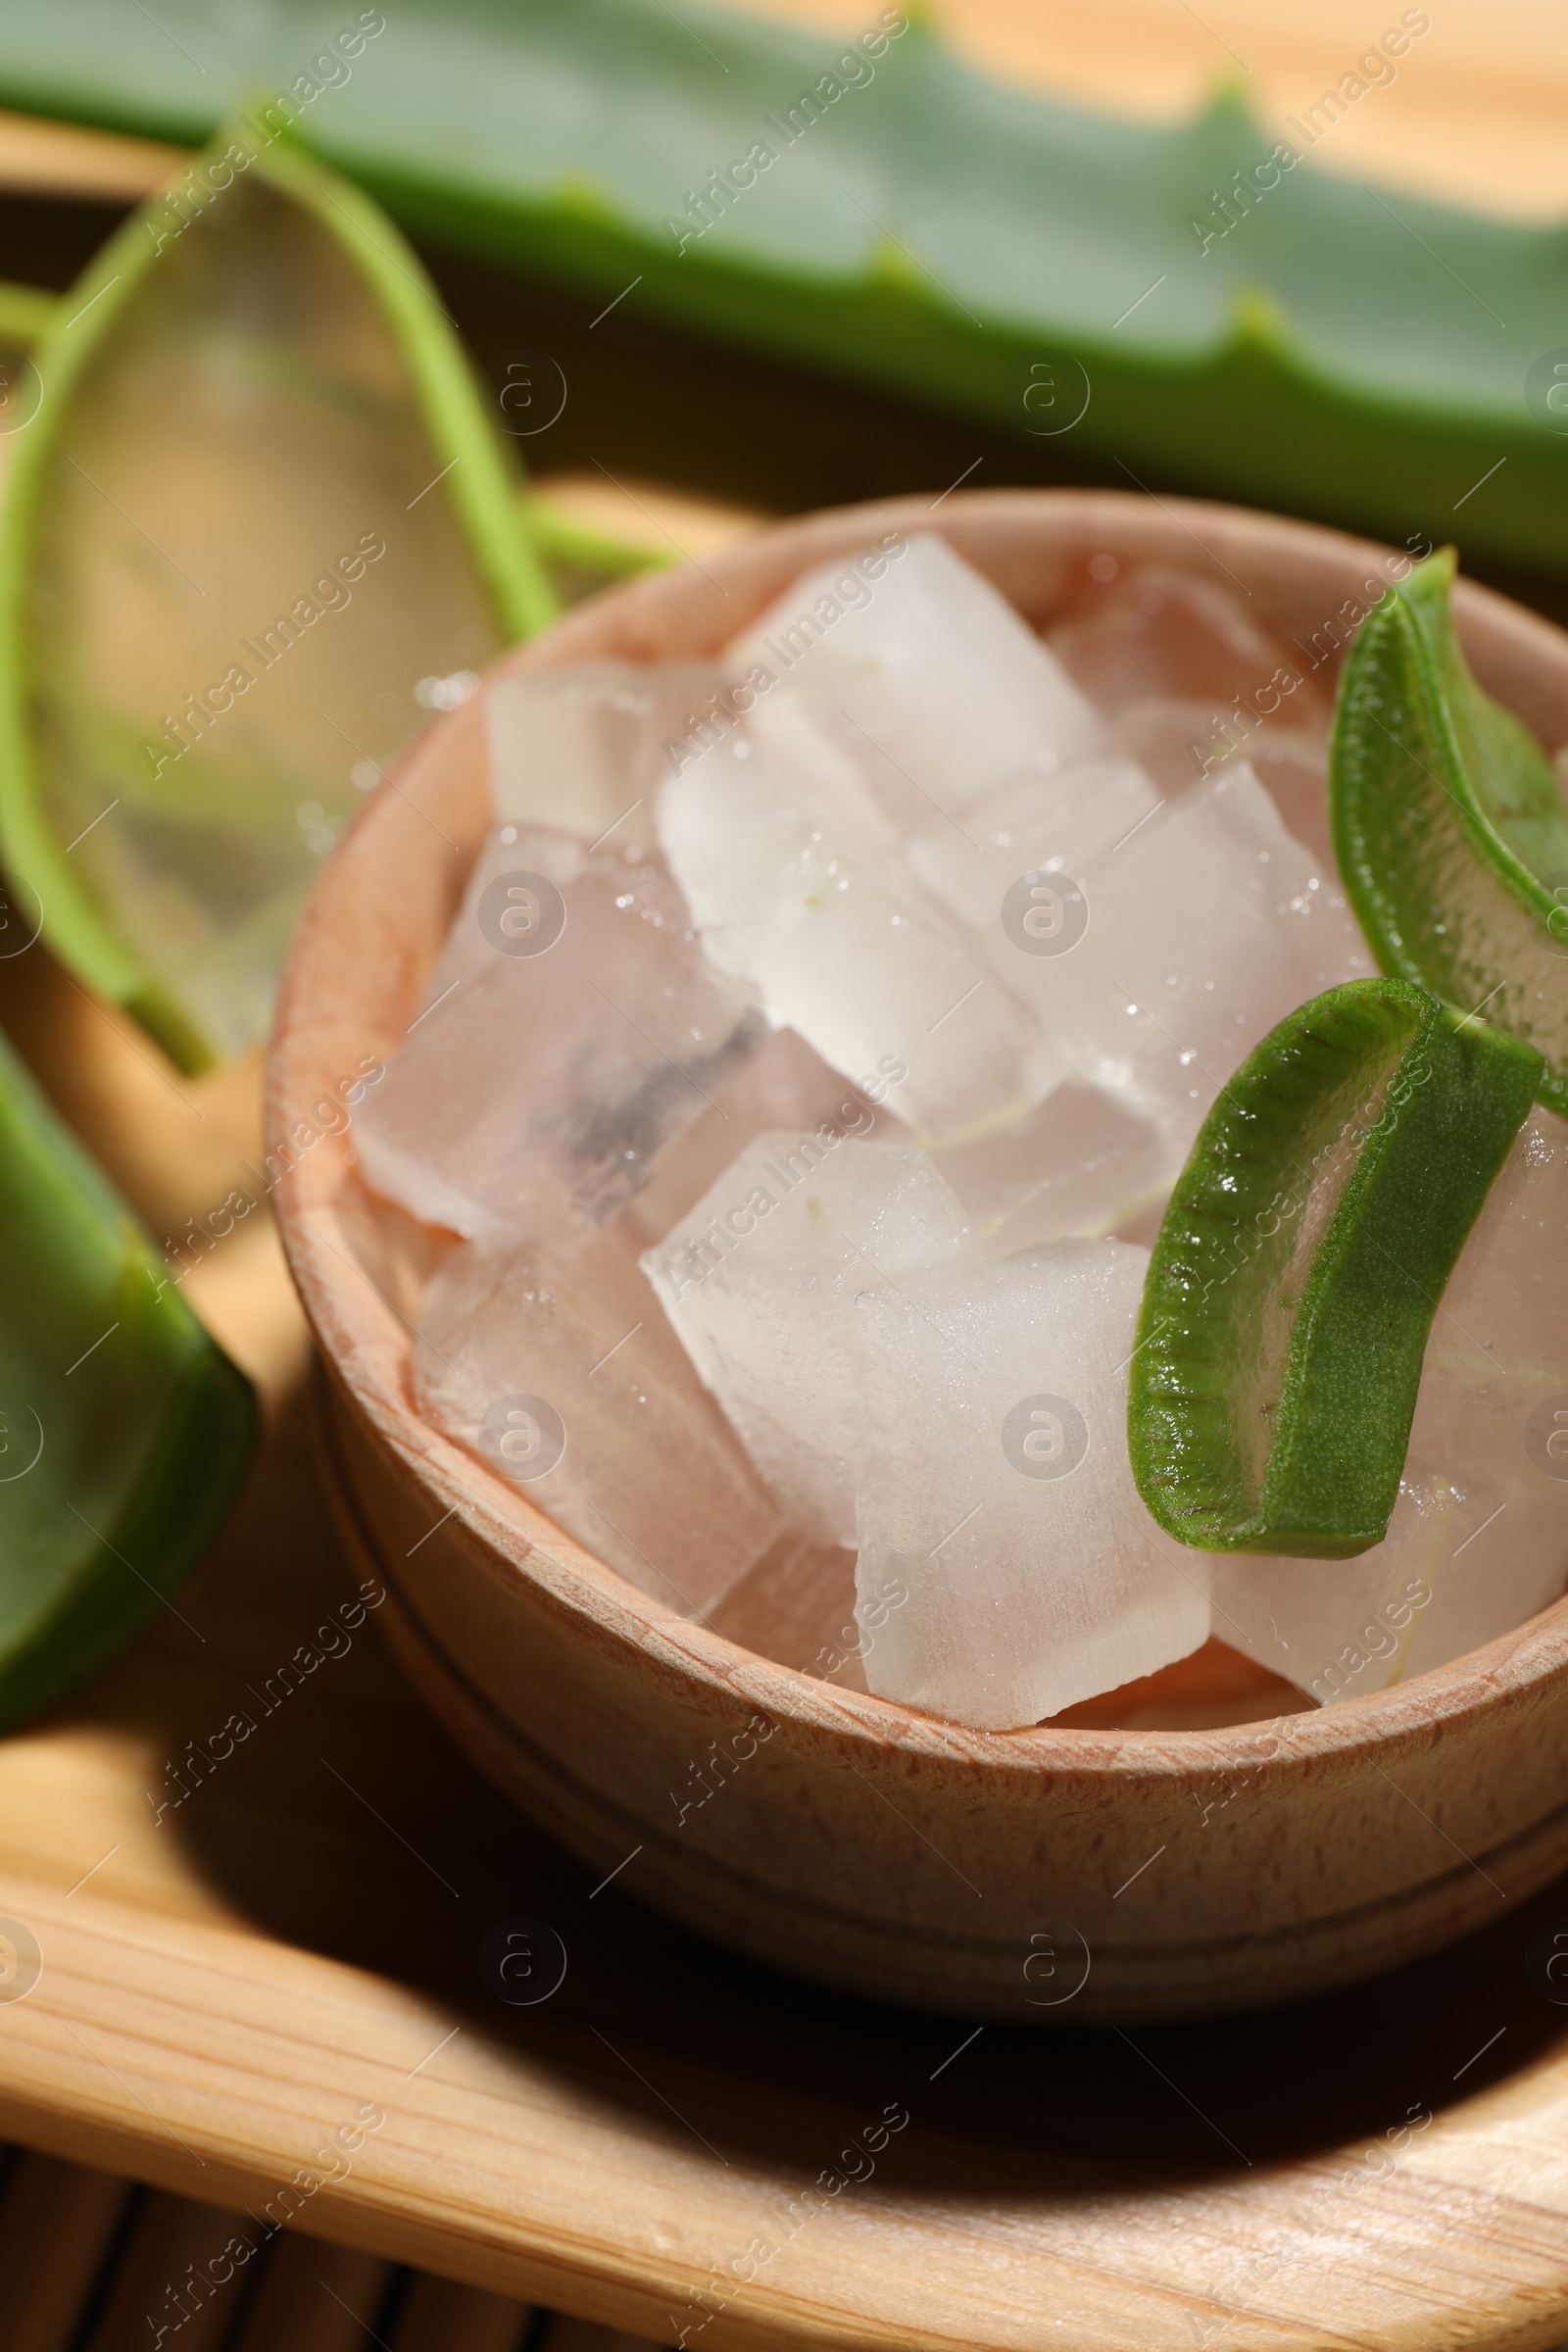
0, 3, 1564, 570
0, 123, 555, 1073
0, 1018, 256, 1727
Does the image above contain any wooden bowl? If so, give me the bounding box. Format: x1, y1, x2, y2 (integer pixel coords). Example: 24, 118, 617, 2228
268, 489, 1568, 2025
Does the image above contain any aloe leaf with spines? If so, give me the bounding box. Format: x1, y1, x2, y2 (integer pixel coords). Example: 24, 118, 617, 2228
0, 121, 557, 1074
2, 3, 1566, 570
1331, 548, 1568, 1114
0, 1022, 257, 1726
1129, 977, 1542, 1559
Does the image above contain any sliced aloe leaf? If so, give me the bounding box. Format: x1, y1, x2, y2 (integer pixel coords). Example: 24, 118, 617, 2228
0, 1020, 256, 1726
0, 125, 556, 1074
2, 10, 1567, 572
1129, 977, 1541, 1559
1331, 548, 1568, 1116
525, 492, 675, 583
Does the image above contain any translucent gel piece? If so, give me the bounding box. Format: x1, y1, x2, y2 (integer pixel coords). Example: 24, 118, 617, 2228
931, 1079, 1170, 1253
641, 1132, 973, 1545
1049, 761, 1371, 1164
906, 752, 1161, 1111
856, 1241, 1209, 1729
658, 730, 1047, 1146
1049, 564, 1331, 729
906, 754, 1162, 936
623, 1024, 917, 1252
1105, 700, 1334, 864
732, 533, 1102, 831
356, 825, 762, 1245
414, 1221, 783, 1618
484, 662, 727, 847
30, 176, 506, 1057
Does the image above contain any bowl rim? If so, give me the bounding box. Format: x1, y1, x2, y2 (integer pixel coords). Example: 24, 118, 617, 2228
268, 483, 1568, 1773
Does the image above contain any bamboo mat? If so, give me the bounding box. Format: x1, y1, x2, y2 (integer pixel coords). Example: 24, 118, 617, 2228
0, 2144, 662, 2352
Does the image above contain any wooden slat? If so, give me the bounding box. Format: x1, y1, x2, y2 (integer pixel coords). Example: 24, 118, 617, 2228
533, 473, 764, 564
0, 106, 178, 199
0, 1863, 1567, 2347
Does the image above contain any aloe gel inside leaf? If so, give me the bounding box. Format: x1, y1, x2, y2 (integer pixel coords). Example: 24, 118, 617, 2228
25, 169, 510, 1065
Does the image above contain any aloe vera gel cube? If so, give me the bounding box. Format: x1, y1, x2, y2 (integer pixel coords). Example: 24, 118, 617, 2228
732, 532, 1103, 832
357, 824, 762, 1245
658, 731, 1053, 1144
640, 1133, 973, 1547
855, 1241, 1208, 1728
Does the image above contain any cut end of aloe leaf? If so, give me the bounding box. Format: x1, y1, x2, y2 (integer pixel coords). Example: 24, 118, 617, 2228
0, 121, 556, 1076
1330, 547, 1568, 1115
1129, 976, 1542, 1559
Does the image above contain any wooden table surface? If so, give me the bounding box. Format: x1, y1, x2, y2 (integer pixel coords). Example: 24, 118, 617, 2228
0, 19, 1567, 2347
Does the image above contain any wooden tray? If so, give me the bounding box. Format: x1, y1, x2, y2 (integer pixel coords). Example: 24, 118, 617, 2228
0, 552, 1563, 2352
1, 69, 1567, 2352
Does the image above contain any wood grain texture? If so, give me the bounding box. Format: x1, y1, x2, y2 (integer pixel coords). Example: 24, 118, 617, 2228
4, 1860, 1568, 2347
270, 486, 1568, 2027
0, 106, 181, 199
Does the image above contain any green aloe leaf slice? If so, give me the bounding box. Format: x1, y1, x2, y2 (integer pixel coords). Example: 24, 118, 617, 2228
0, 124, 556, 1074
0, 1021, 256, 1727
1331, 547, 1568, 1115
1129, 976, 1542, 1559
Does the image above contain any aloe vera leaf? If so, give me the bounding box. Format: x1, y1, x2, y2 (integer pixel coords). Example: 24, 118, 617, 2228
525, 492, 675, 580
1129, 977, 1542, 1559
0, 282, 59, 347
1331, 549, 1568, 1114
0, 1019, 256, 1727
0, 125, 556, 1075
2, 9, 1566, 571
